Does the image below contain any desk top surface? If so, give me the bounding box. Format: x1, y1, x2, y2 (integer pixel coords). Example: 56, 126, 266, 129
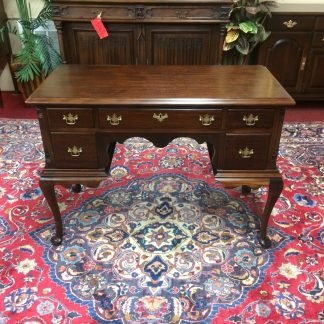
27, 65, 295, 107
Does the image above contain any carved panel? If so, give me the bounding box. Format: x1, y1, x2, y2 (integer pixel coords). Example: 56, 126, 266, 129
64, 23, 136, 65
146, 25, 219, 65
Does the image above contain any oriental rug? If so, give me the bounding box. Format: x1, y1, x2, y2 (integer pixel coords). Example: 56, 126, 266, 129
0, 120, 323, 324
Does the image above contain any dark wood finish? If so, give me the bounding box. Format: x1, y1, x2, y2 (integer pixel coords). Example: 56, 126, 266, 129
258, 13, 324, 101
51, 0, 231, 66
259, 177, 283, 248
27, 65, 295, 247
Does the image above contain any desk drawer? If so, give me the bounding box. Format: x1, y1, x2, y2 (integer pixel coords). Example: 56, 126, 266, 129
51, 133, 97, 168
226, 109, 274, 130
99, 109, 223, 130
223, 134, 270, 170
47, 108, 94, 130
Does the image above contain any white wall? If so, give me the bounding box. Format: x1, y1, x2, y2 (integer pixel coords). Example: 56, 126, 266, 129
0, 0, 44, 91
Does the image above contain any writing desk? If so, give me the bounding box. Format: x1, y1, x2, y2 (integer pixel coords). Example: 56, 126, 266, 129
27, 65, 295, 248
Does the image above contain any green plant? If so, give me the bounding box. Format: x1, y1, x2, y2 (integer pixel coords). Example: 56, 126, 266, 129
223, 0, 277, 65
0, 0, 61, 82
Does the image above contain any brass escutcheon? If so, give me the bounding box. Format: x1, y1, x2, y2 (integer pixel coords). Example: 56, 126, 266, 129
63, 113, 78, 125
107, 113, 122, 126
243, 113, 259, 126
68, 146, 82, 157
283, 20, 297, 28
153, 113, 168, 122
239, 147, 254, 159
199, 114, 214, 126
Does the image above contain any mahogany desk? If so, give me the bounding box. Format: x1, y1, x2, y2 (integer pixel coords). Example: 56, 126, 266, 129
27, 65, 295, 248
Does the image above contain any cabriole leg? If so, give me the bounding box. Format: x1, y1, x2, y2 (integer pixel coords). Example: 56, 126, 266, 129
259, 177, 283, 248
39, 180, 63, 246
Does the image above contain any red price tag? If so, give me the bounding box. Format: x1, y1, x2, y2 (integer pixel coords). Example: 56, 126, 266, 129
91, 16, 109, 39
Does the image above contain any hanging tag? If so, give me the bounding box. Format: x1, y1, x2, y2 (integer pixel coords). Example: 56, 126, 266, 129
91, 13, 109, 39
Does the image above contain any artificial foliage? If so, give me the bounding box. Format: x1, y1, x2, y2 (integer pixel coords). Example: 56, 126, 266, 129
223, 0, 277, 64
0, 0, 61, 82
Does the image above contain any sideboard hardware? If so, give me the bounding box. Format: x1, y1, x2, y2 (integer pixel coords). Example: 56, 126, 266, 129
107, 113, 122, 125
63, 113, 78, 125
243, 114, 259, 126
239, 147, 254, 159
300, 57, 307, 71
176, 10, 189, 19
92, 10, 104, 17
283, 20, 297, 28
153, 113, 168, 122
199, 114, 214, 126
67, 146, 82, 157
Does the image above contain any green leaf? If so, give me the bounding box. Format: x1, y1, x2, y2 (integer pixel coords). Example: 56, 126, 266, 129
239, 21, 258, 34
0, 26, 6, 42
235, 35, 250, 55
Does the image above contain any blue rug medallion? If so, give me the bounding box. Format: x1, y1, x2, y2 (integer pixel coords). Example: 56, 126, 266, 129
31, 174, 292, 323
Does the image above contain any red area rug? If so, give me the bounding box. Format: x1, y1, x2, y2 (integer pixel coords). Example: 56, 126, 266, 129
0, 119, 323, 323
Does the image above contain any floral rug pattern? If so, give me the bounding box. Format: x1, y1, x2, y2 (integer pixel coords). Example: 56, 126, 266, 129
0, 120, 323, 323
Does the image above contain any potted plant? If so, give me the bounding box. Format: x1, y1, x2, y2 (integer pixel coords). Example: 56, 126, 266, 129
223, 0, 277, 65
0, 0, 61, 100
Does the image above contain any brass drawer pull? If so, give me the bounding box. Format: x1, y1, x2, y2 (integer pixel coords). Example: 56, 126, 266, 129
63, 113, 78, 125
243, 114, 259, 126
68, 146, 82, 157
199, 114, 214, 126
107, 113, 122, 126
153, 113, 168, 122
239, 147, 254, 159
283, 20, 297, 28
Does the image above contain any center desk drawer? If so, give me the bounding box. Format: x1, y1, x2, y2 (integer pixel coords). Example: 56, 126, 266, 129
227, 109, 274, 130
99, 109, 222, 130
51, 133, 97, 168
47, 108, 94, 130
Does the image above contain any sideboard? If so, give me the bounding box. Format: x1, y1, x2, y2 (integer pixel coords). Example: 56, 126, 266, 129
258, 12, 324, 101
51, 0, 232, 65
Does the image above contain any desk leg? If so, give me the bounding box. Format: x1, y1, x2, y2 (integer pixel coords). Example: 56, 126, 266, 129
39, 180, 63, 246
259, 177, 283, 248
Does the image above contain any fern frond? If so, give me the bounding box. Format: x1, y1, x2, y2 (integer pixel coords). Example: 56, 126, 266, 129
35, 34, 61, 76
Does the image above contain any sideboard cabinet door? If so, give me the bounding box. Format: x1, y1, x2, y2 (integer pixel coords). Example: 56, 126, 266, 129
63, 22, 137, 64
257, 13, 324, 100
145, 24, 220, 65
303, 48, 324, 95
258, 32, 311, 95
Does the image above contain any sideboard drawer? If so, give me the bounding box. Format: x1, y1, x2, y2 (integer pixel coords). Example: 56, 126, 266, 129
269, 14, 315, 31
223, 134, 271, 170
47, 108, 94, 130
147, 6, 226, 21
99, 109, 223, 130
51, 5, 135, 20
226, 109, 274, 130
51, 133, 97, 168
313, 32, 324, 47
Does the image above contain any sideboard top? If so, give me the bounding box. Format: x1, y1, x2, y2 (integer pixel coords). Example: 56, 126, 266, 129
27, 65, 295, 106
51, 0, 232, 4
